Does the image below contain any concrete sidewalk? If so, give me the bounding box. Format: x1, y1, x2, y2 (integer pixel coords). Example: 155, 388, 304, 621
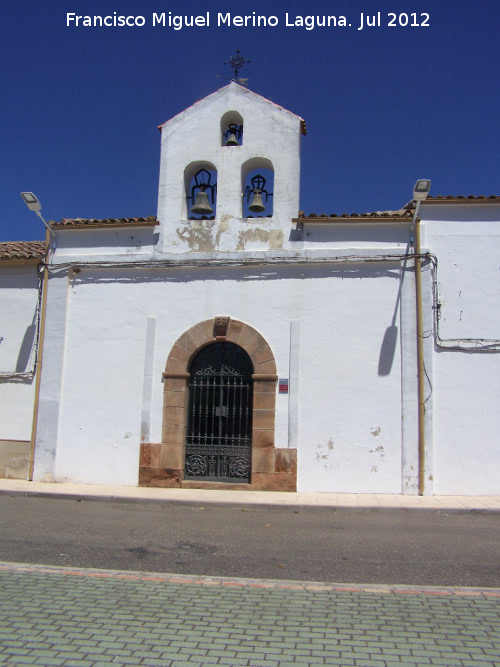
1, 478, 500, 512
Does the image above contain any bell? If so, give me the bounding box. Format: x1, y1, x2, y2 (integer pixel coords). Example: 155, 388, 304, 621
225, 132, 239, 146
248, 192, 266, 213
191, 191, 213, 215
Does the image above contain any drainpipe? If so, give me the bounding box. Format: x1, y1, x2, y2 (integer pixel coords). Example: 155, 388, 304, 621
28, 231, 50, 480
409, 180, 431, 495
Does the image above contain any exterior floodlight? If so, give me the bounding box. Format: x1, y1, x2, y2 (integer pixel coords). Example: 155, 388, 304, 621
413, 179, 431, 201
410, 179, 432, 235
20, 191, 56, 243
21, 192, 42, 212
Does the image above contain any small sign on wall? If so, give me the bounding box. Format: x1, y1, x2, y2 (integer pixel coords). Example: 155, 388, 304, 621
279, 378, 289, 394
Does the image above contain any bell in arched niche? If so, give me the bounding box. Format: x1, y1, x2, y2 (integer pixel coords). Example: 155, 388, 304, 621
245, 174, 273, 214
223, 123, 243, 146
188, 168, 217, 217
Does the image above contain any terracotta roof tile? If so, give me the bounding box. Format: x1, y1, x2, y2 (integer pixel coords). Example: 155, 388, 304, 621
424, 195, 500, 202
51, 216, 157, 228
295, 208, 413, 222
296, 196, 500, 221
0, 241, 46, 261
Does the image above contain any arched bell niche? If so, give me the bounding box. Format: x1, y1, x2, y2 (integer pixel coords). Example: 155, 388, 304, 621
184, 161, 217, 220
242, 158, 274, 218
221, 110, 243, 147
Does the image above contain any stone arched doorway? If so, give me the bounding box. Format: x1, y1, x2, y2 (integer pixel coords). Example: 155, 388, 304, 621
138, 317, 297, 491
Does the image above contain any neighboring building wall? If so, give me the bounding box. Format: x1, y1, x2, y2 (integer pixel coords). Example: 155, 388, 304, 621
421, 202, 500, 495
0, 260, 41, 479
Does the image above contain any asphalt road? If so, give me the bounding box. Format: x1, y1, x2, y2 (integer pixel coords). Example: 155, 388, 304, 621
0, 495, 498, 587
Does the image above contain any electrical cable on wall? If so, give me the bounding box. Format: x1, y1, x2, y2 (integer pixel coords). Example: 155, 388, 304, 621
29, 249, 500, 374
424, 254, 500, 352
0, 262, 44, 380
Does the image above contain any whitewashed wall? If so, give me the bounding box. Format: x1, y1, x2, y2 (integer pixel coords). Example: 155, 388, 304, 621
35, 256, 414, 492
0, 262, 40, 441
33, 204, 500, 494
294, 261, 408, 493
421, 202, 500, 495
157, 83, 302, 254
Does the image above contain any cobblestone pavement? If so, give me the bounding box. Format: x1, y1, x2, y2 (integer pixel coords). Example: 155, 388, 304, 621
0, 562, 499, 667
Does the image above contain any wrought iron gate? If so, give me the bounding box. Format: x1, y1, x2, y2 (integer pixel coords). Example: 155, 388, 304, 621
185, 343, 253, 482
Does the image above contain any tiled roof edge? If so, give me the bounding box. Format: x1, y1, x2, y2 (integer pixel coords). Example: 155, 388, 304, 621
294, 209, 412, 222
423, 195, 500, 202
0, 240, 46, 261
295, 195, 500, 221
50, 216, 158, 228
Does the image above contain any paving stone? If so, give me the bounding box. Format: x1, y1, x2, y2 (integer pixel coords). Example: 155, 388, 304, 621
3, 647, 32, 655
1, 565, 500, 667
0, 639, 27, 647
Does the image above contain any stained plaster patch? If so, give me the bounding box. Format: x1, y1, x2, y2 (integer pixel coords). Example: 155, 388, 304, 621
176, 220, 285, 252
176, 222, 216, 252
236, 227, 284, 251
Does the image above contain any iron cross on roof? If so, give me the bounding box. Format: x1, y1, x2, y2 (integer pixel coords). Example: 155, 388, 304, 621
225, 50, 250, 80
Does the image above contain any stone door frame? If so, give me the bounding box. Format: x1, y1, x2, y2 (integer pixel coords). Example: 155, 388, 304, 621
139, 317, 297, 491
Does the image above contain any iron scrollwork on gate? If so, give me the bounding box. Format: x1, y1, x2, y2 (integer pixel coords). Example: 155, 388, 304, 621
185, 342, 253, 482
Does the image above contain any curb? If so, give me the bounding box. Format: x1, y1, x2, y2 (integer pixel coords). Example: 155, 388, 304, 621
2, 561, 500, 598
1, 487, 499, 514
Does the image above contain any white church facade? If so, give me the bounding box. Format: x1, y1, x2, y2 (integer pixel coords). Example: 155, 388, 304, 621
1, 82, 499, 495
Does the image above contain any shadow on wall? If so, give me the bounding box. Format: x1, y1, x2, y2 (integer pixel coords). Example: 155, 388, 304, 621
67, 262, 402, 286
15, 318, 37, 372
378, 324, 398, 376
378, 257, 411, 376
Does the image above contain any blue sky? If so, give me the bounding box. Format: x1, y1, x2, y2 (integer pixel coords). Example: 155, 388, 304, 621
2, 0, 498, 241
